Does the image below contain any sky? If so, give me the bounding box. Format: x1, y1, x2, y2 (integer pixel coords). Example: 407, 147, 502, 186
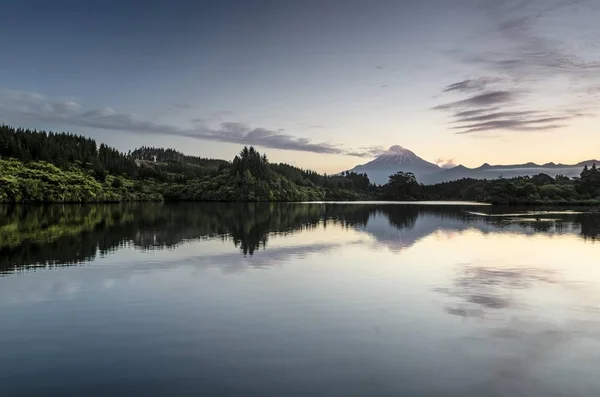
0, 0, 599, 173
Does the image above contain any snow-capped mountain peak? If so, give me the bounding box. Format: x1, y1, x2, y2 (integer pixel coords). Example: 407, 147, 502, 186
347, 145, 441, 185
385, 145, 411, 155
365, 145, 438, 168
369, 145, 420, 165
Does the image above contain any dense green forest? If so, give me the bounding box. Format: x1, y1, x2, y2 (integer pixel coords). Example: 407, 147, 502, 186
373, 167, 600, 204
420, 166, 600, 204
1, 123, 599, 204
0, 124, 373, 203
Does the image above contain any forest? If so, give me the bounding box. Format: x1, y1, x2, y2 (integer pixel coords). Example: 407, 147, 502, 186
421, 166, 600, 204
0, 124, 372, 203
1, 123, 599, 204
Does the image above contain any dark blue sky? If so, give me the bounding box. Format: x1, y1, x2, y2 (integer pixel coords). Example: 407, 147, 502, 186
1, 0, 599, 171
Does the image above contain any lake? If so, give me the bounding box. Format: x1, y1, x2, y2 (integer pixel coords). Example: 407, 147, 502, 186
1, 202, 600, 396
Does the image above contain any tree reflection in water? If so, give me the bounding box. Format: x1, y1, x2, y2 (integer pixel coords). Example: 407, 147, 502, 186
0, 203, 598, 275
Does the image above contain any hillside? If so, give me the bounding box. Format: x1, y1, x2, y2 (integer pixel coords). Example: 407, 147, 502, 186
0, 124, 373, 203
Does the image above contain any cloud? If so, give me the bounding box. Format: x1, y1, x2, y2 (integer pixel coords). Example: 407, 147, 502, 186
81, 107, 117, 118
0, 89, 45, 103
436, 0, 600, 135
453, 108, 500, 118
443, 77, 503, 93
435, 158, 457, 169
345, 144, 410, 159
0, 88, 374, 157
448, 106, 588, 134
452, 110, 540, 123
470, 1, 600, 81
436, 263, 560, 318
435, 87, 590, 134
51, 101, 83, 114
344, 145, 386, 158
497, 16, 532, 33
434, 91, 516, 110
453, 119, 567, 134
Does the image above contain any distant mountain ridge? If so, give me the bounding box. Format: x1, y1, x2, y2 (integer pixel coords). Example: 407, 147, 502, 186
347, 145, 597, 185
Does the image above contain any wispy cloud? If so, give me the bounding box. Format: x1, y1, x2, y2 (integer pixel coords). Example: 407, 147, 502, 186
435, 0, 599, 135
435, 86, 588, 134
0, 88, 376, 158
452, 119, 567, 134
452, 110, 540, 123
454, 108, 500, 118
344, 145, 386, 158
448, 104, 585, 134
434, 91, 516, 110
443, 77, 503, 93
476, 2, 600, 80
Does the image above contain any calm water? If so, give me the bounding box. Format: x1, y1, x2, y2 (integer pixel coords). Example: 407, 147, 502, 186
1, 203, 600, 396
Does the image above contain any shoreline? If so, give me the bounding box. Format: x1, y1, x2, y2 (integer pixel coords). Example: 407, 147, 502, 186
1, 199, 598, 206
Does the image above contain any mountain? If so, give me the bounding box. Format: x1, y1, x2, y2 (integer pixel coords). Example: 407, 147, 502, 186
347, 145, 597, 185
348, 146, 440, 185
430, 162, 594, 184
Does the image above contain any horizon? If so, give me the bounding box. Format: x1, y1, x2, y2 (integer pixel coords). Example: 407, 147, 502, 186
1, 0, 599, 173
3, 122, 598, 174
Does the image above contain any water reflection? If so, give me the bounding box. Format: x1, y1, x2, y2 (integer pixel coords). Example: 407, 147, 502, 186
0, 203, 598, 275
433, 258, 600, 396
436, 265, 559, 318
2, 203, 600, 396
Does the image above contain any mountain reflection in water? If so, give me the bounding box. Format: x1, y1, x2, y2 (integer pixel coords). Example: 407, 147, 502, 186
1, 202, 598, 276
1, 202, 600, 397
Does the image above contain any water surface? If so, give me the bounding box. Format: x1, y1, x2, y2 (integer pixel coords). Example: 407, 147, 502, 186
1, 202, 599, 396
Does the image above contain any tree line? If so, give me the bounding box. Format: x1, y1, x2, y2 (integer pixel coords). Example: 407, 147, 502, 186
0, 124, 374, 203
383, 165, 600, 204
2, 123, 599, 204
